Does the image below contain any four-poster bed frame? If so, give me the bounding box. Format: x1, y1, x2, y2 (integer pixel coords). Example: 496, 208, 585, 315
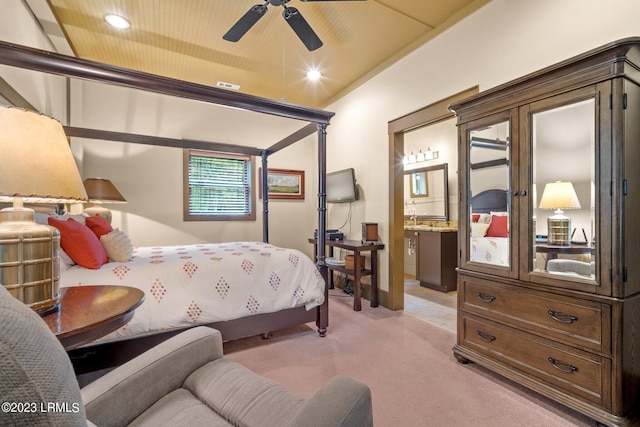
0, 41, 333, 373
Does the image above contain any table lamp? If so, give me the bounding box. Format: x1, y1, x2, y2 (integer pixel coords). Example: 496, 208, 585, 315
83, 178, 127, 223
0, 105, 87, 315
538, 181, 581, 245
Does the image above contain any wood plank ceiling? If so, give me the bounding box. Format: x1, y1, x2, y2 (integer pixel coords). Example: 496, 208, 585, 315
43, 0, 488, 108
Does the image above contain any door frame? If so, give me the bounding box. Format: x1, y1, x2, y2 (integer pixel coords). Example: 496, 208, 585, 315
387, 86, 478, 309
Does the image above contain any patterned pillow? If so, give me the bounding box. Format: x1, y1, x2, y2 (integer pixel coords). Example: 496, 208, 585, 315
100, 229, 133, 262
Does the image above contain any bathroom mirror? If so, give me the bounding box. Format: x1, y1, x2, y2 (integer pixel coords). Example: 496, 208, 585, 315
404, 163, 449, 220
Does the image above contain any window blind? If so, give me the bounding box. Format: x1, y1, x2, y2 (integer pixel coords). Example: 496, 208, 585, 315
186, 151, 252, 218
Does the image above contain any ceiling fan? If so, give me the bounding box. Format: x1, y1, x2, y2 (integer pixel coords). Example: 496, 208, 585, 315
223, 0, 366, 52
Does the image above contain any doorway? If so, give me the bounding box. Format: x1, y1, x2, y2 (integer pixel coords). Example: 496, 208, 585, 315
387, 87, 477, 312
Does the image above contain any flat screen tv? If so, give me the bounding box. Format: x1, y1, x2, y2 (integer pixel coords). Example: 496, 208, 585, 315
326, 168, 358, 203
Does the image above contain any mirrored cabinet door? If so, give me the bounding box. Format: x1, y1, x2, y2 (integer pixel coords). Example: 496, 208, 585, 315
461, 111, 517, 278
530, 98, 595, 283
520, 85, 610, 293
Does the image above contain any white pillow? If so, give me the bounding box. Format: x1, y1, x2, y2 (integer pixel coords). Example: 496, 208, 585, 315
100, 228, 133, 262
475, 213, 492, 224
471, 222, 490, 238
59, 248, 75, 270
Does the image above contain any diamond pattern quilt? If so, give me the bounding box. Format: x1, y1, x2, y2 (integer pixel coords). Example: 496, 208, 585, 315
60, 242, 325, 343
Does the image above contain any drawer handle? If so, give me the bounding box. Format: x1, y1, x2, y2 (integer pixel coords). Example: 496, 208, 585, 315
475, 330, 496, 342
547, 310, 578, 324
475, 292, 496, 303
548, 357, 578, 374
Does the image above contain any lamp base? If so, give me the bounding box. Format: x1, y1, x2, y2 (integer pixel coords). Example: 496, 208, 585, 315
84, 204, 112, 223
0, 209, 61, 316
547, 216, 571, 245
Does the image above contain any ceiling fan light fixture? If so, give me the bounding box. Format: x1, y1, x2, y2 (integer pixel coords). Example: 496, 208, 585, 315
224, 0, 363, 50
105, 14, 130, 29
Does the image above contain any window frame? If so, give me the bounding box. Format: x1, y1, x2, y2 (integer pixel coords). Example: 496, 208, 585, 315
183, 149, 256, 221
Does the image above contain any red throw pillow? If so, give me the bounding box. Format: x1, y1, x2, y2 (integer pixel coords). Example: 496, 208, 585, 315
472, 214, 480, 223
85, 214, 113, 238
48, 217, 108, 269
486, 214, 509, 238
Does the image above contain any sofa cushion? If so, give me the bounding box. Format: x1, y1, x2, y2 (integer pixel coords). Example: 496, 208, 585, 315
183, 358, 304, 427
0, 285, 87, 426
129, 389, 232, 427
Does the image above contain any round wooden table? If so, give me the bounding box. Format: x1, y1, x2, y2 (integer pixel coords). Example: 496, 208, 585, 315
535, 242, 594, 268
43, 285, 145, 350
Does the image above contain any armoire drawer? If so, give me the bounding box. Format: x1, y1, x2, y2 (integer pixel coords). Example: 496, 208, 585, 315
459, 276, 610, 354
461, 314, 609, 408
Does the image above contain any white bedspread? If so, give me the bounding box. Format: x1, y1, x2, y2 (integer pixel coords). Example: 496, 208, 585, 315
470, 237, 509, 266
60, 241, 325, 342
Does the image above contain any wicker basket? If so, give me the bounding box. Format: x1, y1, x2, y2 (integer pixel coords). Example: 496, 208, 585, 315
344, 254, 365, 271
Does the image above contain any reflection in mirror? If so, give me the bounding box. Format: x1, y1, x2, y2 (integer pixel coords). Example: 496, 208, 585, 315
532, 99, 595, 281
410, 172, 428, 198
468, 121, 510, 267
403, 163, 448, 220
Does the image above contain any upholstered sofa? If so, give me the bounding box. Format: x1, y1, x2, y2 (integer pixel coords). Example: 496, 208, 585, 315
0, 285, 373, 427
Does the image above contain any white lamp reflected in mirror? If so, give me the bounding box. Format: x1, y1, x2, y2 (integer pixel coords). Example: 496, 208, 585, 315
538, 181, 581, 245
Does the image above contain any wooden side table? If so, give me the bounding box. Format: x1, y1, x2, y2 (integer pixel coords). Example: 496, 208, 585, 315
309, 238, 385, 311
43, 285, 144, 350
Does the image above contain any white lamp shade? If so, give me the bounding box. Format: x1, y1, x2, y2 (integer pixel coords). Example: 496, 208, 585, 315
538, 181, 581, 210
0, 106, 87, 204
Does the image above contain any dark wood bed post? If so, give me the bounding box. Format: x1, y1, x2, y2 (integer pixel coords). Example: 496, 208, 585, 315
316, 123, 329, 336
261, 152, 269, 243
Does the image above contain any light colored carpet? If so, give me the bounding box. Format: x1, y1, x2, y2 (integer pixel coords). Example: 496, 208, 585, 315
224, 289, 593, 427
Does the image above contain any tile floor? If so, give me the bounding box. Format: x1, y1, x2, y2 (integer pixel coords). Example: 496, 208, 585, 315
403, 276, 457, 334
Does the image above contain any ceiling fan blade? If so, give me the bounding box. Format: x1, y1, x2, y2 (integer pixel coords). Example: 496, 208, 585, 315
283, 7, 323, 51
223, 4, 268, 42
300, 0, 366, 2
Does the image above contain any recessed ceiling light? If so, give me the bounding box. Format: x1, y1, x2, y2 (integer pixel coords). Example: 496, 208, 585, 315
306, 69, 322, 81
105, 14, 130, 29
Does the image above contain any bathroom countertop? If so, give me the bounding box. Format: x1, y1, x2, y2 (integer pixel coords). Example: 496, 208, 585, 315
404, 225, 458, 232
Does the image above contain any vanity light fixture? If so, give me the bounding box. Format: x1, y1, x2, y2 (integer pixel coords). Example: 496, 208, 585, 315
424, 147, 439, 160
403, 148, 439, 167
105, 14, 131, 29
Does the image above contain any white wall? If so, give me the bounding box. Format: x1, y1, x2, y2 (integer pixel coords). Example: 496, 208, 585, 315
0, 1, 67, 119
323, 0, 640, 294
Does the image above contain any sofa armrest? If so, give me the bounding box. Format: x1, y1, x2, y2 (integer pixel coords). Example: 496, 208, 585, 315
286, 375, 373, 427
82, 326, 223, 427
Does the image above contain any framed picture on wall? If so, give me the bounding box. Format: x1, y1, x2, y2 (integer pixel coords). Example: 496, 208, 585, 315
259, 168, 305, 200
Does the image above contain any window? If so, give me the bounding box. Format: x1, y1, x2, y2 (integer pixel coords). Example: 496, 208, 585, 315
183, 150, 255, 221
